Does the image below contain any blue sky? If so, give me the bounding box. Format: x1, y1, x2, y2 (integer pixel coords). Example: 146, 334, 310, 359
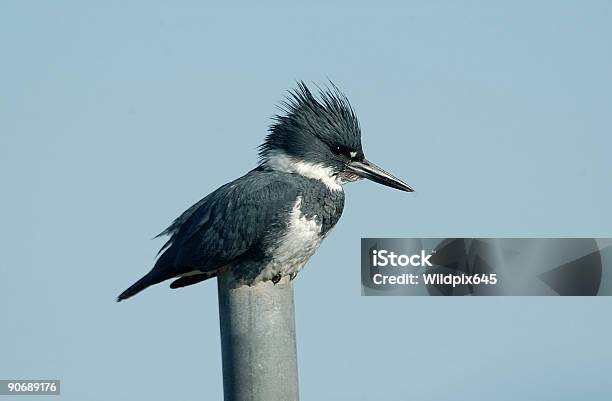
2, 2, 611, 400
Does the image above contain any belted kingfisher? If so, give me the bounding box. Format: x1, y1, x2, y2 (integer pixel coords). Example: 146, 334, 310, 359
118, 82, 413, 301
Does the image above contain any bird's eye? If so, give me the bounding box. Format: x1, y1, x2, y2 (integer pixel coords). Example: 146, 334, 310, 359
331, 144, 359, 160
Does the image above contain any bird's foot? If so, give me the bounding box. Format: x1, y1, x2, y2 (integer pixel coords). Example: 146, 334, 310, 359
271, 273, 282, 285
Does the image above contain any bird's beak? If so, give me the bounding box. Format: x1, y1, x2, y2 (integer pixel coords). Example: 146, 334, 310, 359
347, 159, 414, 192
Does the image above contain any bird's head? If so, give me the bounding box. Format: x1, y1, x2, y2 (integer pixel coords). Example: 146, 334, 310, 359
259, 82, 413, 192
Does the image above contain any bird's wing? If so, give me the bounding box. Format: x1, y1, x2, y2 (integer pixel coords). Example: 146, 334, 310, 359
157, 171, 299, 272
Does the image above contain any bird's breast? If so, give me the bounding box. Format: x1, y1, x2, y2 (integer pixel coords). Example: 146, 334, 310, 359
231, 180, 345, 285
266, 196, 325, 275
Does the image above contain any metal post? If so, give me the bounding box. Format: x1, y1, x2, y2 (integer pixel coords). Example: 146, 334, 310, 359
217, 272, 299, 401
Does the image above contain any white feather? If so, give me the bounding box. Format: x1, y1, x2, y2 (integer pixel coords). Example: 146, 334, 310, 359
264, 151, 343, 191
259, 196, 324, 281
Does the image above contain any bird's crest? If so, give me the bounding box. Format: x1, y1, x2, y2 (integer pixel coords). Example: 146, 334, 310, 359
258, 81, 362, 163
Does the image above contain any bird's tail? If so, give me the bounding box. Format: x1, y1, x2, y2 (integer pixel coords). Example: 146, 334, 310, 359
117, 269, 173, 302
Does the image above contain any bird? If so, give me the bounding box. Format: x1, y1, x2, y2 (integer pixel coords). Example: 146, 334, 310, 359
117, 82, 413, 301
